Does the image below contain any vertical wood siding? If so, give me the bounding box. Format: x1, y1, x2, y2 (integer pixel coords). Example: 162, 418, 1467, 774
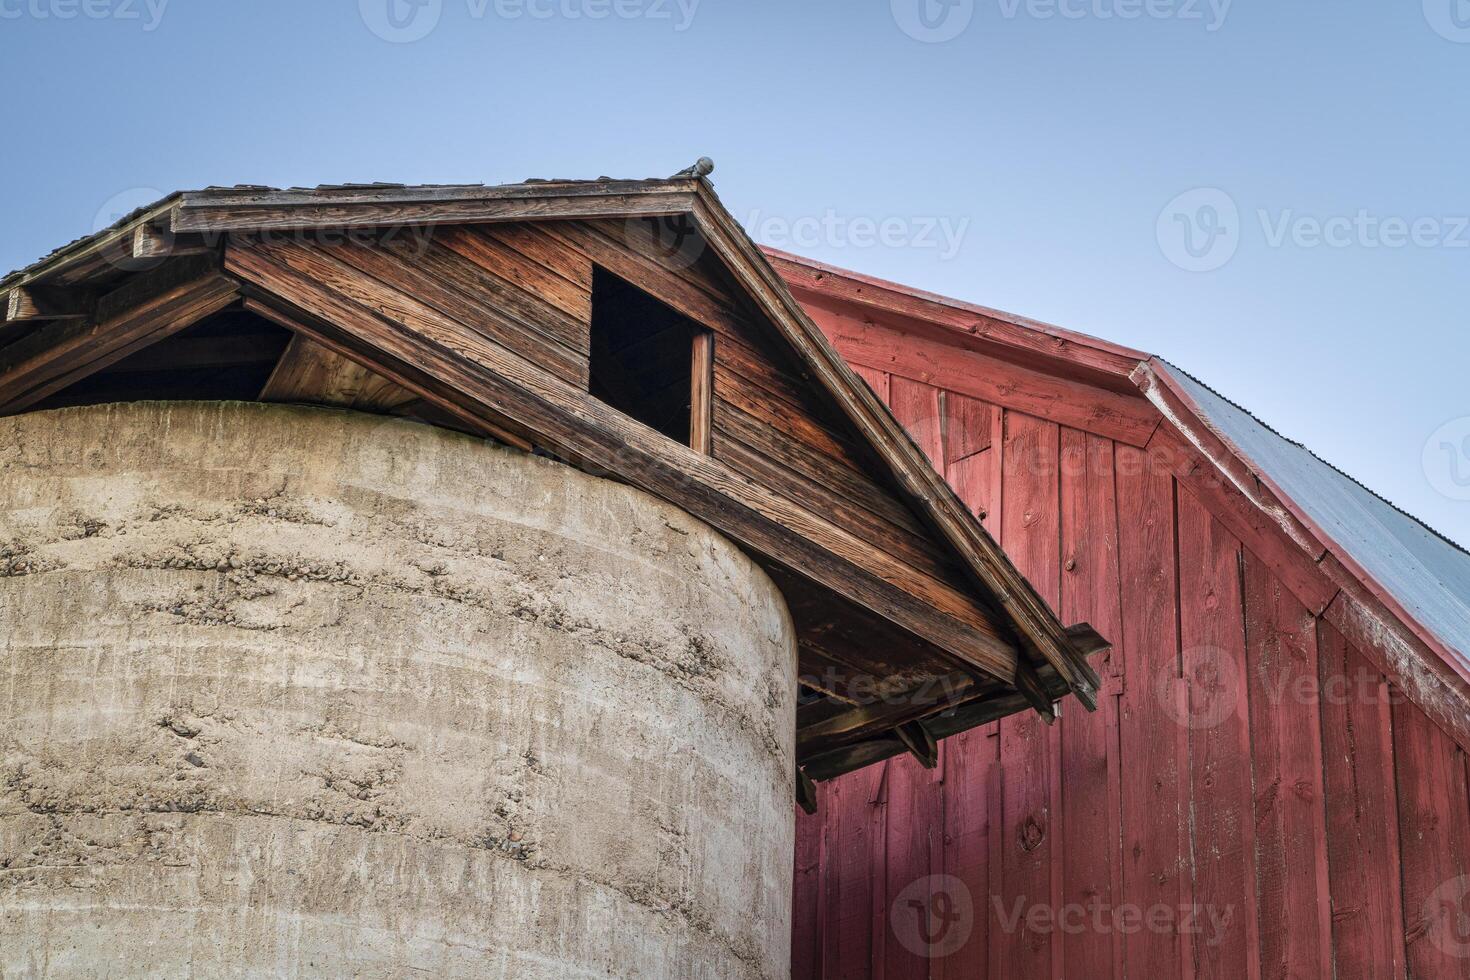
793, 367, 1469, 979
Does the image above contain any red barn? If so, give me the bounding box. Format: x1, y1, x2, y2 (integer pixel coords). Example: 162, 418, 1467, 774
771, 248, 1470, 980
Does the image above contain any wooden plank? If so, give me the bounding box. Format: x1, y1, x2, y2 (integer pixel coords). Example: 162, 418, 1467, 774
690, 331, 713, 454
334, 232, 590, 386
713, 368, 874, 479
851, 363, 890, 402
946, 399, 1002, 530
712, 387, 930, 539
259, 332, 373, 406
1176, 488, 1261, 980
820, 764, 887, 978
172, 186, 699, 233
432, 226, 592, 349
767, 248, 1148, 390
994, 410, 1063, 980
1113, 441, 1191, 979
224, 236, 1025, 682
945, 392, 994, 464
888, 376, 944, 469
1394, 692, 1470, 979
0, 254, 238, 413
1316, 620, 1406, 979
812, 303, 1159, 449
709, 432, 973, 599
1058, 428, 1124, 979
792, 805, 824, 980
1241, 551, 1333, 980
131, 223, 215, 263
938, 726, 996, 980
4, 284, 90, 323
447, 225, 592, 323
883, 753, 946, 976
482, 222, 594, 291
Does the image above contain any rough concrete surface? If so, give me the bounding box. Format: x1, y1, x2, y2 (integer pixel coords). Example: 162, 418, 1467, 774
0, 401, 796, 979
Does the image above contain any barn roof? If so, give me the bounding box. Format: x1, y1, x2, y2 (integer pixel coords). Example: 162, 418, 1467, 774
771, 247, 1470, 752
1155, 362, 1470, 675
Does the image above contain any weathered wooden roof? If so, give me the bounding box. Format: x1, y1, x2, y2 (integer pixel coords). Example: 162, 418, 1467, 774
0, 173, 1110, 798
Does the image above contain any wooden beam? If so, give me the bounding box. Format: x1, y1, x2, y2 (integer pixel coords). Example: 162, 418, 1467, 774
4, 285, 91, 323
242, 295, 534, 452
132, 223, 216, 264
797, 671, 982, 757
813, 305, 1160, 448
767, 248, 1148, 392
690, 331, 713, 454
225, 236, 1023, 685
803, 687, 1037, 782
174, 186, 698, 234
0, 254, 239, 413
260, 332, 374, 406
895, 721, 938, 769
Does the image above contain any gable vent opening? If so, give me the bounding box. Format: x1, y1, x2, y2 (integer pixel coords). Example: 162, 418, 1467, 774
589, 266, 712, 452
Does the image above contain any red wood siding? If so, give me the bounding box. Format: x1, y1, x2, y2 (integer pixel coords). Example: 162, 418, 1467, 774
793, 339, 1470, 979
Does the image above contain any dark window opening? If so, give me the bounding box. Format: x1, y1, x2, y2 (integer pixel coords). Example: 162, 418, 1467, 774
589, 266, 711, 449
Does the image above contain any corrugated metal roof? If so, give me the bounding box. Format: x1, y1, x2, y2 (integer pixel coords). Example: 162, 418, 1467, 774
1165, 363, 1470, 665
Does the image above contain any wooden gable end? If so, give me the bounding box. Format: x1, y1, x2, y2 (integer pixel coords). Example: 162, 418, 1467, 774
221, 218, 1034, 697
0, 180, 1109, 792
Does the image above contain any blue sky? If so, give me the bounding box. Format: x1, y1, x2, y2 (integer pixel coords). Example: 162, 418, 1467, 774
2, 0, 1467, 545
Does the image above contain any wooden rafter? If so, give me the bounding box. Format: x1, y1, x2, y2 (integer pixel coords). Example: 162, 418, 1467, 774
0, 254, 239, 414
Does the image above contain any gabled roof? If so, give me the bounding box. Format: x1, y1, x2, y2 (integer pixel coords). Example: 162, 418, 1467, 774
771, 246, 1470, 752
1148, 360, 1470, 677
0, 173, 1110, 795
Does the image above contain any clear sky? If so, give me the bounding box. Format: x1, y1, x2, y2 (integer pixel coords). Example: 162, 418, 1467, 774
2, 0, 1466, 545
